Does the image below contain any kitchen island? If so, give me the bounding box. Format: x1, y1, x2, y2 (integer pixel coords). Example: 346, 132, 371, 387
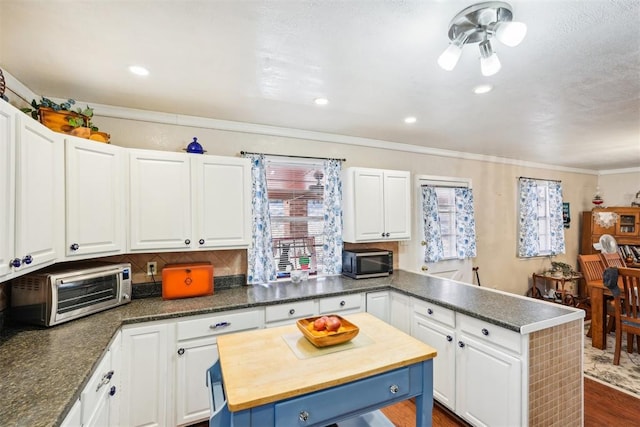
0, 270, 583, 426
217, 312, 437, 426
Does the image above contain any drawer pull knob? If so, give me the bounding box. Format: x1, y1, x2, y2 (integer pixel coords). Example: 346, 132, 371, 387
70, 243, 79, 251
446, 335, 453, 342
109, 386, 116, 396
299, 410, 310, 422
210, 322, 231, 329
289, 309, 296, 315
427, 308, 433, 315
177, 348, 185, 355
340, 300, 346, 306
482, 328, 489, 336
185, 239, 191, 245
199, 239, 205, 245
22, 255, 33, 265
458, 341, 465, 348
10, 258, 21, 268
389, 384, 400, 394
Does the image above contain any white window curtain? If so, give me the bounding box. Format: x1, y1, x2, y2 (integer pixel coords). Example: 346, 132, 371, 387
454, 188, 477, 259
518, 178, 565, 257
321, 159, 343, 275
244, 153, 276, 284
421, 186, 444, 262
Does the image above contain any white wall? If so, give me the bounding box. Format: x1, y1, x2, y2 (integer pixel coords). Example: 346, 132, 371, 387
95, 115, 598, 296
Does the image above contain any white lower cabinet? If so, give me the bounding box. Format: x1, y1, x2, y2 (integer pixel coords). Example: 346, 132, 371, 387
120, 322, 171, 427
366, 291, 389, 322
411, 299, 524, 427
174, 308, 264, 426
389, 291, 411, 334
265, 300, 318, 327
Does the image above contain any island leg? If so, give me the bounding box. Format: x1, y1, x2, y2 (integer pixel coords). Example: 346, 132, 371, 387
415, 359, 434, 427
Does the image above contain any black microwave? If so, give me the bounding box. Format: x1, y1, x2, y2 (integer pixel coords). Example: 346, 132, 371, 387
342, 249, 393, 279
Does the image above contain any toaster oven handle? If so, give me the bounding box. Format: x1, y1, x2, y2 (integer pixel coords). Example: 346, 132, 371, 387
57, 268, 126, 284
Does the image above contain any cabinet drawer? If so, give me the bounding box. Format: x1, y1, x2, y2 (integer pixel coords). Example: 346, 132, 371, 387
176, 309, 263, 341
412, 299, 455, 328
275, 367, 410, 426
457, 313, 522, 354
80, 351, 112, 425
318, 294, 363, 314
265, 300, 316, 323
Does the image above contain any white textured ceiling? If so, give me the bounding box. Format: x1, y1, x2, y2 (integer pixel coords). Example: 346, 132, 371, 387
1, 0, 639, 171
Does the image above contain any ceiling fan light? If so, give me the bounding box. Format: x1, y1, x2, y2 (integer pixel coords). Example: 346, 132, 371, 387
479, 40, 501, 76
495, 21, 527, 47
437, 32, 467, 71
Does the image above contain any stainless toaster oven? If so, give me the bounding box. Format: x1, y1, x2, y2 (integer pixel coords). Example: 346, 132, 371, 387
10, 262, 132, 326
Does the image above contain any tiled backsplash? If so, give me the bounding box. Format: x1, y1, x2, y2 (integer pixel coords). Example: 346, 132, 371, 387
96, 250, 247, 285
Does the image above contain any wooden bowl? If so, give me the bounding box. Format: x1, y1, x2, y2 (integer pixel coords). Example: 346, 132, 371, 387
296, 315, 359, 347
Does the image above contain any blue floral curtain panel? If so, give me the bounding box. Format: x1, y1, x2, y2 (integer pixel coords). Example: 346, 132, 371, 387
548, 181, 566, 255
421, 186, 444, 263
243, 153, 276, 284
518, 178, 540, 257
321, 159, 343, 275
454, 188, 477, 259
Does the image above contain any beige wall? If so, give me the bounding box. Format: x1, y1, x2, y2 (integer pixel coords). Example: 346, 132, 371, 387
597, 171, 640, 206
97, 116, 599, 296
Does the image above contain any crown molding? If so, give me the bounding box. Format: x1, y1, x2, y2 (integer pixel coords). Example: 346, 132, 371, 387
598, 167, 640, 175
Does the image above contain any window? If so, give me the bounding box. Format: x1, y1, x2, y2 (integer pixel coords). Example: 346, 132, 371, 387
435, 187, 458, 259
517, 178, 565, 257
265, 159, 326, 278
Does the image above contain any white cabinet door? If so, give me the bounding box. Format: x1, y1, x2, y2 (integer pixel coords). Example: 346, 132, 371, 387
175, 338, 218, 426
352, 169, 385, 241
412, 311, 456, 411
192, 155, 250, 249
129, 149, 192, 251
120, 323, 170, 427
0, 101, 16, 278
366, 291, 389, 323
342, 168, 411, 242
14, 115, 64, 273
389, 292, 410, 334
456, 333, 522, 427
65, 136, 125, 258
383, 170, 411, 240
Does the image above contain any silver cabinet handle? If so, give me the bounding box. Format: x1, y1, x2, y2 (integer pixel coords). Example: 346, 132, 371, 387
96, 370, 114, 392
210, 322, 231, 329
299, 410, 309, 421
389, 384, 399, 394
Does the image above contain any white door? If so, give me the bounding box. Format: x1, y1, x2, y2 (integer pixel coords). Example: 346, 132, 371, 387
129, 149, 192, 251
0, 101, 16, 277
65, 136, 125, 258
412, 313, 456, 411
353, 169, 385, 241
175, 338, 218, 426
455, 334, 522, 427
192, 156, 250, 249
14, 116, 64, 272
383, 170, 411, 239
120, 323, 169, 427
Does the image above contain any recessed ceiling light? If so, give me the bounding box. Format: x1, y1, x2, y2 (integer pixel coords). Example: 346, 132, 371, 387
473, 84, 493, 94
404, 116, 417, 124
314, 97, 329, 105
129, 65, 149, 76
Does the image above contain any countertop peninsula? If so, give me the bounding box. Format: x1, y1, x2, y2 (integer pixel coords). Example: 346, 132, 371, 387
0, 270, 583, 427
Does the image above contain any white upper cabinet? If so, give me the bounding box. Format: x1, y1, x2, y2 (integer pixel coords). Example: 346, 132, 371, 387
129, 149, 192, 251
342, 167, 411, 242
128, 149, 251, 252
0, 101, 16, 278
13, 114, 64, 273
65, 136, 125, 258
192, 155, 251, 248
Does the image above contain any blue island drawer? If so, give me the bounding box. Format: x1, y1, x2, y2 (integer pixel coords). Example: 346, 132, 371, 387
275, 367, 410, 426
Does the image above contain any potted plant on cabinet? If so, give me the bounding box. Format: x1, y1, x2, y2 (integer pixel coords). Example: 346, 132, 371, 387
20, 97, 110, 142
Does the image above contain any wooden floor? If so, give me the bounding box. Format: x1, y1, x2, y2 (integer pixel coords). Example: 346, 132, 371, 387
191, 376, 639, 426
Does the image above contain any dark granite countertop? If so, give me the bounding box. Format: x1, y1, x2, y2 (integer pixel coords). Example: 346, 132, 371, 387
0, 270, 582, 427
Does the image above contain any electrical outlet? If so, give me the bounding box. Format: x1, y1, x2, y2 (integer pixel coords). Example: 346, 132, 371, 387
147, 261, 157, 276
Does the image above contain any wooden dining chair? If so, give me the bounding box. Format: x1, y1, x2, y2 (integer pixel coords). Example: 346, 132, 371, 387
613, 267, 640, 365
600, 252, 627, 268
578, 254, 613, 336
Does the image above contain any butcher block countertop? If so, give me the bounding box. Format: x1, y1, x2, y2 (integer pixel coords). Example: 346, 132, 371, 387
0, 269, 582, 426
217, 312, 437, 411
